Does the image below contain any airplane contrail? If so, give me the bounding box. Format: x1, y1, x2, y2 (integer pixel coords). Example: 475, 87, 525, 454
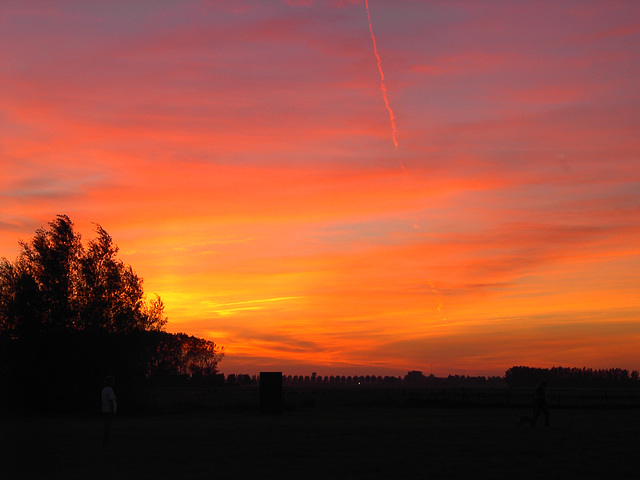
366, 0, 398, 149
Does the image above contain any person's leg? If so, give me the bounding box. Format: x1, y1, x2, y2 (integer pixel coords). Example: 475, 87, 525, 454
543, 406, 550, 426
102, 413, 113, 446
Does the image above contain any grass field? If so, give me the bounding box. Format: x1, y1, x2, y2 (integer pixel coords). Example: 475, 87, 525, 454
2, 405, 639, 479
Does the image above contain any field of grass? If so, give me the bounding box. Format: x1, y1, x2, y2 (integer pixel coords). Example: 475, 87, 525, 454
3, 404, 639, 479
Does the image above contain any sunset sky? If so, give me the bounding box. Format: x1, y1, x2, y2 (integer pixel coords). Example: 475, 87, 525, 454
2, 0, 639, 377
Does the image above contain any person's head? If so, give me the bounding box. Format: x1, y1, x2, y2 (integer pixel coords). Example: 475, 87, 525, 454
104, 375, 115, 387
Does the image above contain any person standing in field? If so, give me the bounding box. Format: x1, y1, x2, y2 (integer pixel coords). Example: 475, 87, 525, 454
101, 376, 117, 446
533, 380, 550, 427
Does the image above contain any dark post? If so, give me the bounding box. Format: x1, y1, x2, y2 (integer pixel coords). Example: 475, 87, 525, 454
260, 372, 283, 413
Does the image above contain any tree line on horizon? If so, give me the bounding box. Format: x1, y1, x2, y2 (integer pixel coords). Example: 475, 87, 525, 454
212, 367, 640, 388
0, 215, 222, 410
504, 365, 640, 388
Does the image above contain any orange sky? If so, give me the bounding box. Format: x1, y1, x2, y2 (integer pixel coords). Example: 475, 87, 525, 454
2, 0, 640, 376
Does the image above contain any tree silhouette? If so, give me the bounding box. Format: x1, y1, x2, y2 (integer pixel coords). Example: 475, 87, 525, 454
78, 223, 166, 333
0, 215, 221, 410
504, 365, 640, 388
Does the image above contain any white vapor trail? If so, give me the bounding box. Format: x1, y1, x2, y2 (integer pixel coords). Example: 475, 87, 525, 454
365, 0, 398, 150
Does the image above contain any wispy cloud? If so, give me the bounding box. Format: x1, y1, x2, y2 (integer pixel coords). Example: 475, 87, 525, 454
204, 297, 303, 316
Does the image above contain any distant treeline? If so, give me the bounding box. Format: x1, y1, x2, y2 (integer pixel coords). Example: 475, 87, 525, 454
137, 372, 502, 388
281, 371, 506, 387
504, 366, 640, 388
213, 367, 640, 389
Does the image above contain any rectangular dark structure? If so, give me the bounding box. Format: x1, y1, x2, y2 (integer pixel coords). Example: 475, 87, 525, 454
260, 372, 283, 413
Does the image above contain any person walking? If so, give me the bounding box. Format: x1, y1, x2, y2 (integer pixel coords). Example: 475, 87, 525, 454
101, 376, 117, 446
533, 380, 550, 427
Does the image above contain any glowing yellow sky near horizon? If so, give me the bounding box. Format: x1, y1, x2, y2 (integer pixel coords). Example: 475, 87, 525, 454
1, 1, 640, 376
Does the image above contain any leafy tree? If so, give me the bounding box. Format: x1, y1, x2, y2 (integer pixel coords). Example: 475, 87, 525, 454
0, 215, 165, 336
0, 215, 82, 335
142, 331, 223, 378
77, 223, 166, 333
0, 215, 222, 410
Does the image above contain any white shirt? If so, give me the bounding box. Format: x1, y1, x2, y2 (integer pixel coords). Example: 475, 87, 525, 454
101, 386, 117, 413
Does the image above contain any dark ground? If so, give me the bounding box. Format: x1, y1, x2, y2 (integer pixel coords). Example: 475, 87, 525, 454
2, 406, 638, 479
